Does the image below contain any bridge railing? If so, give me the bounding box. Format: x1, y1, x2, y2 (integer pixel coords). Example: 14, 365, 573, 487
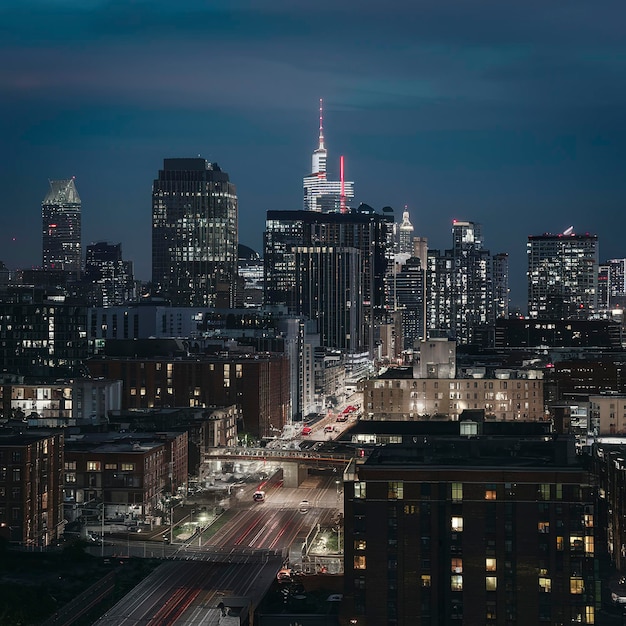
204, 446, 353, 462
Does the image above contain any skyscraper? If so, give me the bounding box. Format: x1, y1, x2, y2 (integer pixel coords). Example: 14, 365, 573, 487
527, 229, 598, 319
303, 100, 354, 212
41, 178, 82, 277
426, 220, 497, 344
398, 206, 414, 255
84, 242, 135, 307
151, 158, 238, 307
264, 206, 392, 355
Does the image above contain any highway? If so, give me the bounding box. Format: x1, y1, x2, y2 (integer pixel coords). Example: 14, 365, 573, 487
93, 473, 343, 624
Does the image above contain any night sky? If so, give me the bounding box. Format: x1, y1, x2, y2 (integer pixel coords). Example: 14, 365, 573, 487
2, 0, 625, 309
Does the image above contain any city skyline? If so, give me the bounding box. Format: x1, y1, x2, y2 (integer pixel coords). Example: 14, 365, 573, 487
2, 1, 626, 309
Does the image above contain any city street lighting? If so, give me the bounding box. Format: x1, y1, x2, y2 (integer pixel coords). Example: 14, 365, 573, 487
169, 499, 184, 545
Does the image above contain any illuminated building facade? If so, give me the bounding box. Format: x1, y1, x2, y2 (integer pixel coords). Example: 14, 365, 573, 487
41, 178, 82, 277
0, 287, 88, 378
85, 242, 135, 307
527, 230, 599, 320
152, 158, 238, 307
398, 207, 414, 255
426, 221, 501, 345
303, 100, 354, 212
362, 366, 544, 421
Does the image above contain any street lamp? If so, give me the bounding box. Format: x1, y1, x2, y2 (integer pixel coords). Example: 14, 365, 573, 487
335, 479, 342, 500
169, 499, 184, 545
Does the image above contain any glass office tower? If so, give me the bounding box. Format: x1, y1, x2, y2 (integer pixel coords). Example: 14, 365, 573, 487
152, 158, 238, 307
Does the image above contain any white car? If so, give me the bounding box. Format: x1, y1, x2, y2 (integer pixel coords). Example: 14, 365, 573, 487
299, 500, 310, 514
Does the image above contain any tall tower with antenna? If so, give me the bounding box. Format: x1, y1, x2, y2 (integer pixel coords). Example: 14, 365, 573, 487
311, 98, 327, 178
303, 99, 354, 212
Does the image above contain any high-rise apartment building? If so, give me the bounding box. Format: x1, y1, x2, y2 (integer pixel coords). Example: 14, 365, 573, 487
492, 252, 510, 320
527, 229, 598, 320
302, 100, 354, 212
41, 178, 82, 277
426, 220, 504, 345
264, 207, 392, 355
151, 158, 238, 307
394, 257, 426, 349
84, 241, 135, 307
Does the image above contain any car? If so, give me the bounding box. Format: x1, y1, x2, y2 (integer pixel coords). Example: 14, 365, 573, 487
299, 500, 310, 514
324, 425, 334, 433
301, 426, 312, 436
276, 568, 292, 582
253, 490, 266, 502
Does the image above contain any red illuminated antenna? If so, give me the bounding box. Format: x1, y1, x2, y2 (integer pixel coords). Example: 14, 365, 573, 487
318, 98, 325, 150
340, 155, 347, 213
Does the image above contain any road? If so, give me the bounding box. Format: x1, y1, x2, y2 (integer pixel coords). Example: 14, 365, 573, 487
94, 559, 281, 626
93, 473, 343, 624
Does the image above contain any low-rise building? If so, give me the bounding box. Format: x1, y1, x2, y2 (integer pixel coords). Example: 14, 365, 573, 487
64, 431, 188, 519
0, 378, 122, 426
363, 366, 545, 421
86, 353, 290, 439
589, 394, 626, 435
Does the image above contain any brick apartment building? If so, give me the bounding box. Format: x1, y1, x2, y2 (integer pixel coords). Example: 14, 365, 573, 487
342, 419, 597, 625
64, 431, 188, 519
86, 354, 290, 438
0, 432, 64, 546
363, 367, 545, 421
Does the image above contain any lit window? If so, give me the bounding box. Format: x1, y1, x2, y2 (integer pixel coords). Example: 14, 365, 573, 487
104, 464, 117, 470
354, 482, 366, 499
451, 482, 463, 502
570, 536, 584, 551
354, 539, 366, 551
451, 575, 463, 591
121, 463, 135, 471
388, 481, 404, 500
87, 461, 101, 471
486, 576, 497, 591
354, 556, 366, 570
570, 577, 584, 594
485, 558, 496, 572
538, 521, 550, 533
556, 536, 564, 551
485, 484, 497, 500
539, 484, 550, 500
585, 536, 594, 555
451, 516, 463, 532
539, 577, 551, 592
421, 574, 431, 588
586, 606, 595, 624
584, 513, 594, 528
451, 558, 463, 573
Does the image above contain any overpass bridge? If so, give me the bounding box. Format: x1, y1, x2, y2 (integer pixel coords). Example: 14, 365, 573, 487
202, 446, 353, 487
